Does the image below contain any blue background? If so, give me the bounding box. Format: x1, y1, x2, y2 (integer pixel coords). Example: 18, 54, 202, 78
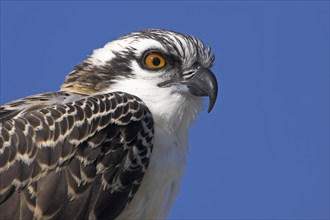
1, 1, 329, 219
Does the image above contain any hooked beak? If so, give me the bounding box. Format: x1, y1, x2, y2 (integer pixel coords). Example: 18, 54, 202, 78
158, 67, 218, 112
180, 67, 218, 112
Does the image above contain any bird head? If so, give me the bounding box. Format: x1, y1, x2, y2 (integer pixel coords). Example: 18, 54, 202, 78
61, 29, 218, 129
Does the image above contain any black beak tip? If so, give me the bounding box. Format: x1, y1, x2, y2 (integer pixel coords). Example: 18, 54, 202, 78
207, 84, 218, 113
203, 68, 218, 113
208, 99, 215, 113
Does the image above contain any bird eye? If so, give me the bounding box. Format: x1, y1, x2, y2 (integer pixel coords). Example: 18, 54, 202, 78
144, 53, 166, 69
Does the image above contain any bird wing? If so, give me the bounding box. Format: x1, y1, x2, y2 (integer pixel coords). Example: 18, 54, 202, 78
0, 91, 154, 219
0, 91, 85, 123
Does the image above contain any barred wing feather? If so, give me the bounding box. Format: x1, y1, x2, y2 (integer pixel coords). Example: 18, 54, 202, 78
0, 92, 154, 219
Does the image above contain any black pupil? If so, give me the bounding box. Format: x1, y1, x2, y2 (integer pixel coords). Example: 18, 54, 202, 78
152, 57, 161, 66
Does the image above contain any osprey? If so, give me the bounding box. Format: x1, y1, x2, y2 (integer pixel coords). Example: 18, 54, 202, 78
0, 29, 218, 219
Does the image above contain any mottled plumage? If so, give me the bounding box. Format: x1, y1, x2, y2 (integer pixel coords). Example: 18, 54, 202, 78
0, 92, 153, 219
0, 29, 218, 219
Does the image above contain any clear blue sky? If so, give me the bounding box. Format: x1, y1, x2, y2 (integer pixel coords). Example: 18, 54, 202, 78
1, 1, 329, 219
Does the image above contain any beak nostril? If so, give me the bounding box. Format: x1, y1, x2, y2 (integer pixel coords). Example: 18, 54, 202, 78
182, 71, 195, 80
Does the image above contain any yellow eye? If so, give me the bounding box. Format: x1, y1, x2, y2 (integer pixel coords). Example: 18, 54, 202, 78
144, 53, 166, 69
